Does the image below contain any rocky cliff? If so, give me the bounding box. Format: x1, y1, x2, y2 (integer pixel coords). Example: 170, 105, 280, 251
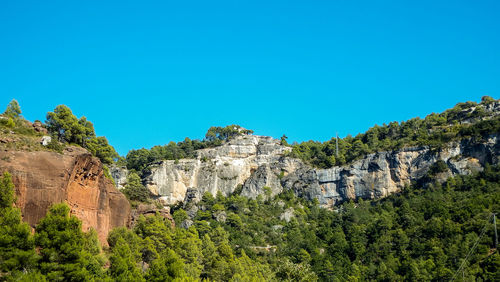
143, 135, 295, 205
0, 146, 131, 244
136, 134, 499, 209
284, 134, 499, 207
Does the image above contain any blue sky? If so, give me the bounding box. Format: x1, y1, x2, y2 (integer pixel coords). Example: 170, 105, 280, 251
1, 0, 499, 155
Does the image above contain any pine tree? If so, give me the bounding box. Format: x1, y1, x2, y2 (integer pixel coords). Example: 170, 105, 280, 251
145, 249, 187, 281
109, 237, 145, 281
35, 203, 101, 281
0, 172, 38, 277
3, 99, 21, 119
122, 172, 150, 203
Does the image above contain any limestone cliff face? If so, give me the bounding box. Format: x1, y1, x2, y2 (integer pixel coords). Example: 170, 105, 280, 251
110, 165, 128, 190
140, 134, 498, 208
284, 135, 499, 207
0, 146, 130, 245
144, 135, 295, 205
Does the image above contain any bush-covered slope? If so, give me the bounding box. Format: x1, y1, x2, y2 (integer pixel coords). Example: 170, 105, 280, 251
1, 97, 499, 281
4, 165, 496, 280
289, 96, 499, 168
176, 164, 499, 281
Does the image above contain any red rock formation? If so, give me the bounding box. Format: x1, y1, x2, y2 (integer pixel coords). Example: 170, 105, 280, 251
130, 203, 175, 228
0, 146, 130, 245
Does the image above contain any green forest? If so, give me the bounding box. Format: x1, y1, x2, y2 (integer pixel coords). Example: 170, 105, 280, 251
0, 98, 499, 281
1, 163, 499, 281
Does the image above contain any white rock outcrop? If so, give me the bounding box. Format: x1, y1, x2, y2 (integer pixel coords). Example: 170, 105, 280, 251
144, 135, 294, 205
283, 135, 498, 207
110, 165, 128, 190
115, 133, 498, 208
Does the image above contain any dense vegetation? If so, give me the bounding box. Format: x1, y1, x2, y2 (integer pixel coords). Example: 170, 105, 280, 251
289, 96, 499, 168
0, 100, 118, 166
1, 163, 497, 281
0, 172, 274, 281
174, 164, 500, 281
121, 171, 152, 205
46, 105, 119, 164
0, 97, 499, 281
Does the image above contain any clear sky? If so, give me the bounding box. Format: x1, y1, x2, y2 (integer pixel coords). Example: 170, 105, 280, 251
1, 1, 499, 156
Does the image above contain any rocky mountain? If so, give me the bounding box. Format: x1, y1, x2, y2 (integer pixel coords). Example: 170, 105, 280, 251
143, 135, 294, 204
113, 132, 498, 209
285, 134, 498, 207
0, 146, 130, 244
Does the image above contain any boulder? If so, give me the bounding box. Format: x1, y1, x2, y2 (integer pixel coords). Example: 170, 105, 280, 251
41, 135, 51, 146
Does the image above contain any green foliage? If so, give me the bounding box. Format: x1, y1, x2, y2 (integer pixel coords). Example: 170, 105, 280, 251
1, 98, 499, 280
46, 105, 95, 144
205, 124, 253, 142
106, 212, 276, 281
0, 172, 37, 277
428, 159, 448, 175
5, 118, 15, 128
0, 100, 40, 140
109, 237, 145, 281
289, 97, 499, 168
172, 165, 500, 281
122, 171, 150, 203
173, 209, 188, 225
145, 249, 186, 281
107, 227, 143, 261
46, 136, 65, 153
125, 148, 152, 173
35, 203, 106, 281
0, 172, 15, 209
85, 136, 118, 165
482, 95, 496, 104
0, 162, 497, 281
275, 259, 318, 281
281, 134, 289, 146
227, 213, 243, 228
3, 99, 21, 119
46, 105, 118, 164
102, 164, 115, 185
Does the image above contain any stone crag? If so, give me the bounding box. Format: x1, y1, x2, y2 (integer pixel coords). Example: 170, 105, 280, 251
0, 146, 131, 245
135, 134, 498, 209
284, 134, 499, 207
142, 135, 296, 205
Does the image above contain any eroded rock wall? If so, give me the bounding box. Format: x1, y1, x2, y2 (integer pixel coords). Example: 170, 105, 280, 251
141, 134, 498, 209
283, 134, 499, 207
144, 135, 293, 204
0, 146, 130, 245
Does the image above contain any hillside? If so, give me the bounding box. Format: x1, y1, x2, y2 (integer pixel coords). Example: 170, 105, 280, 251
110, 97, 499, 209
0, 103, 131, 245
0, 97, 498, 281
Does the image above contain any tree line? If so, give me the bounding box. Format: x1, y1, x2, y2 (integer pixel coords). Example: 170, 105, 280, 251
288, 96, 499, 168
0, 100, 118, 165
